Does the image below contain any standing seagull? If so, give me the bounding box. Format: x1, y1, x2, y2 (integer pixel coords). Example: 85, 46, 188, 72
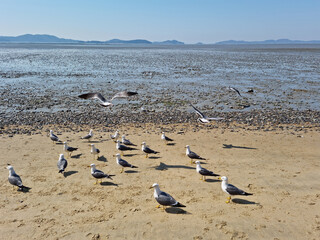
116, 140, 137, 156
90, 144, 100, 160
185, 145, 206, 164
219, 176, 253, 203
110, 130, 119, 142
90, 163, 113, 184
141, 142, 159, 158
49, 130, 62, 144
151, 183, 186, 210
63, 142, 78, 157
228, 86, 242, 97
7, 166, 27, 191
195, 161, 219, 181
190, 104, 224, 124
161, 132, 174, 145
121, 135, 136, 146
57, 154, 68, 174
115, 153, 138, 173
81, 129, 93, 141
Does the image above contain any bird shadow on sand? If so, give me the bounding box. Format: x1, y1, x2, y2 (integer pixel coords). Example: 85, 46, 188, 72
55, 142, 64, 145
18, 186, 32, 193
63, 170, 78, 178
86, 140, 101, 144
149, 156, 161, 159
232, 198, 258, 205
123, 153, 139, 157
166, 143, 176, 146
153, 162, 195, 171
100, 181, 119, 187
71, 154, 82, 159
204, 179, 221, 183
97, 156, 107, 162
165, 207, 191, 214
223, 144, 257, 150
124, 170, 139, 174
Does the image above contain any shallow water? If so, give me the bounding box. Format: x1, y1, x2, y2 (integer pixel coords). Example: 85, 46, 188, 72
0, 43, 319, 113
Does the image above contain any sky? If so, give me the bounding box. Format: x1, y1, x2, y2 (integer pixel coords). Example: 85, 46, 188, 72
0, 0, 319, 43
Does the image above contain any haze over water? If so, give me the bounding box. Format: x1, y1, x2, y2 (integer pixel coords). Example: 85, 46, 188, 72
0, 43, 319, 113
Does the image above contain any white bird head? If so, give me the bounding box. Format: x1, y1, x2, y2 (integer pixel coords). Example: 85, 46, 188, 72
91, 144, 94, 147
116, 153, 121, 159
90, 163, 96, 168
89, 129, 93, 134
152, 183, 159, 188
195, 160, 200, 165
6, 165, 13, 170
50, 130, 53, 134
220, 176, 228, 182
59, 154, 65, 159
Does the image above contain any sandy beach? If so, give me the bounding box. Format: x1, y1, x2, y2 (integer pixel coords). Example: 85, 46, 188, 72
1, 123, 319, 239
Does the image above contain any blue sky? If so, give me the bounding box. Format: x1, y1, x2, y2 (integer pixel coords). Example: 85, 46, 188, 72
0, 0, 319, 43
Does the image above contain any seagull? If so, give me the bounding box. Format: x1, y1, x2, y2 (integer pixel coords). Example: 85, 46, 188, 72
185, 145, 206, 164
121, 135, 136, 146
141, 142, 159, 158
195, 161, 219, 181
110, 130, 119, 142
7, 166, 27, 191
78, 91, 138, 107
228, 86, 242, 97
63, 142, 78, 157
57, 153, 68, 174
190, 104, 224, 124
90, 163, 113, 184
116, 140, 137, 156
81, 129, 93, 141
90, 144, 100, 160
115, 153, 138, 173
161, 132, 173, 145
78, 92, 113, 107
151, 183, 186, 210
219, 176, 253, 203
110, 91, 138, 101
49, 130, 62, 144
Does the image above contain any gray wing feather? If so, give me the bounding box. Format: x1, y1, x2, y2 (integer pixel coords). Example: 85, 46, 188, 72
226, 184, 246, 195
8, 174, 23, 187
156, 191, 177, 206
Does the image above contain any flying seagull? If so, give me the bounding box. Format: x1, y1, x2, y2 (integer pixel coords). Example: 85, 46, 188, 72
81, 129, 93, 141
121, 135, 136, 146
219, 176, 253, 203
141, 142, 159, 158
190, 104, 224, 124
90, 144, 100, 160
115, 153, 138, 173
49, 130, 62, 144
7, 166, 28, 191
185, 145, 206, 164
90, 163, 113, 184
228, 86, 242, 97
63, 142, 78, 157
151, 183, 186, 210
161, 132, 174, 145
195, 161, 219, 181
57, 153, 68, 174
116, 140, 137, 156
78, 91, 138, 107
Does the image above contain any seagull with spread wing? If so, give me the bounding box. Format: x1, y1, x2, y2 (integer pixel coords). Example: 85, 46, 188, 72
190, 104, 224, 124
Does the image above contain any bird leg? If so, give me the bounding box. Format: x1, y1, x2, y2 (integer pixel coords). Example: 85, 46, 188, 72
120, 168, 124, 173
145, 154, 148, 158
94, 180, 98, 185
161, 205, 166, 211
203, 176, 206, 181
156, 205, 161, 208
226, 196, 231, 203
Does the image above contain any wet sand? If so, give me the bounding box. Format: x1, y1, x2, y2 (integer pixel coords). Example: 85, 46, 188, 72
1, 124, 319, 239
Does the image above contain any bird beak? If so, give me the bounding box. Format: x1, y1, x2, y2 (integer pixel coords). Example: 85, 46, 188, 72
149, 186, 153, 189
218, 177, 221, 180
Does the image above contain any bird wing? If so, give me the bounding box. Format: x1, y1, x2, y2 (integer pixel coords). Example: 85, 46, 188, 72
156, 191, 177, 206
190, 104, 206, 118
144, 147, 157, 154
92, 170, 107, 178
206, 117, 224, 121
225, 184, 246, 195
78, 92, 109, 104
110, 91, 138, 101
119, 159, 131, 167
8, 174, 23, 187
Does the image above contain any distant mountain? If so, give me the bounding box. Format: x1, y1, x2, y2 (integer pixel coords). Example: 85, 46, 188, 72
153, 40, 184, 45
0, 34, 82, 43
215, 39, 320, 45
0, 34, 184, 45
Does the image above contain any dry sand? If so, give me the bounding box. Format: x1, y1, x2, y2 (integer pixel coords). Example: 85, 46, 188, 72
1, 124, 320, 240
